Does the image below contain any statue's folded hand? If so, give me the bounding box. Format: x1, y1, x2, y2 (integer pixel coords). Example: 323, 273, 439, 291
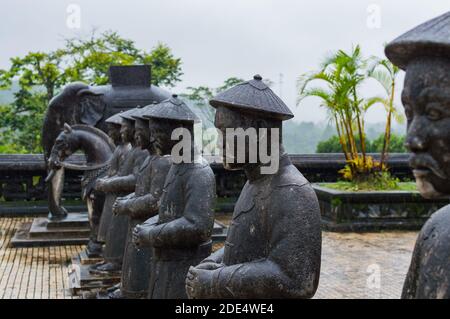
112, 199, 127, 216
194, 261, 223, 271
94, 178, 105, 191
132, 224, 150, 248
185, 266, 215, 299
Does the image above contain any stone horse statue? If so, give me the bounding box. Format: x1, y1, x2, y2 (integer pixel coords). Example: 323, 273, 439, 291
47, 123, 115, 256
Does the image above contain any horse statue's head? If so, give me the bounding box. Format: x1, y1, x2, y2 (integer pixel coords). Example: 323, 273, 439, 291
48, 123, 79, 169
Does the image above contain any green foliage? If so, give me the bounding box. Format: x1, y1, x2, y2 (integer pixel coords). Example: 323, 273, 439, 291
64, 32, 182, 87
316, 133, 406, 153
320, 179, 416, 192
371, 133, 406, 153
0, 30, 183, 153
182, 77, 244, 125
297, 45, 401, 182
317, 135, 351, 153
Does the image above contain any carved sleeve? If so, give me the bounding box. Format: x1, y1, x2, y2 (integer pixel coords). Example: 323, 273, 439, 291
148, 168, 216, 248
201, 247, 224, 264
108, 147, 122, 177
99, 174, 137, 193
210, 185, 322, 299
124, 157, 171, 219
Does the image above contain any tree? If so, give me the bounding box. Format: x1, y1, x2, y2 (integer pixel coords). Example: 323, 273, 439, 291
0, 30, 183, 153
316, 133, 406, 154
297, 46, 388, 182
367, 57, 402, 167
64, 31, 183, 87
182, 77, 244, 125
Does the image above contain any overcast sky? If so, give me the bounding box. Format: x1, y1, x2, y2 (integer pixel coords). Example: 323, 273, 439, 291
1, 0, 448, 123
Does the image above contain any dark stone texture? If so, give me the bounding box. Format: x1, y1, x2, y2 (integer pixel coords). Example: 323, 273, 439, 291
314, 185, 450, 232
146, 159, 216, 299
134, 99, 216, 299
209, 75, 294, 120
0, 153, 414, 205
187, 75, 321, 299
142, 94, 200, 123
118, 154, 172, 298
100, 146, 147, 265
95, 116, 147, 267
96, 128, 131, 243
386, 11, 450, 299
385, 11, 450, 70
46, 125, 115, 255
10, 213, 90, 247
42, 65, 170, 218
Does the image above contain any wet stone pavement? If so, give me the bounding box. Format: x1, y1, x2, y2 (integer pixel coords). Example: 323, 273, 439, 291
0, 217, 418, 299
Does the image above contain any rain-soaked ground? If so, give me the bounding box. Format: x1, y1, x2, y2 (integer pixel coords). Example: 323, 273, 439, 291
0, 216, 418, 299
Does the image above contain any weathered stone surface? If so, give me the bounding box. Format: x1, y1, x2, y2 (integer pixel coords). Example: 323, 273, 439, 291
314, 185, 450, 231
187, 75, 321, 299
386, 11, 450, 299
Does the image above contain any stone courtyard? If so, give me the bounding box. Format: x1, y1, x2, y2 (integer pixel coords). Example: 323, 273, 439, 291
0, 216, 418, 299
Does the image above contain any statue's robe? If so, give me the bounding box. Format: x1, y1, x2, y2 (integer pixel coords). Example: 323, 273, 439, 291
147, 158, 216, 299
97, 143, 131, 242
402, 205, 450, 299
197, 154, 321, 298
120, 154, 172, 298
101, 147, 148, 265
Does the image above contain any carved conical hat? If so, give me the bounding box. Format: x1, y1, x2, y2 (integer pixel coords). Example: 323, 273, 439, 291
120, 107, 143, 121
142, 94, 200, 123
385, 11, 450, 70
132, 102, 158, 120
209, 74, 294, 121
105, 111, 123, 125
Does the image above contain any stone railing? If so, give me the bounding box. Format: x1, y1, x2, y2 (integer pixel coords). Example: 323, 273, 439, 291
0, 153, 412, 203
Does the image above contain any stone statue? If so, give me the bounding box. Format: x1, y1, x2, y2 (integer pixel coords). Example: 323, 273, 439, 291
186, 75, 322, 299
96, 112, 132, 244
90, 108, 147, 274
43, 65, 170, 220
132, 95, 216, 299
47, 124, 115, 257
385, 11, 450, 299
106, 104, 172, 298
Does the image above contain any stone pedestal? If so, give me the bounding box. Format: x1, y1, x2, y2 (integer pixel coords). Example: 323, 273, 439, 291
10, 212, 90, 247
68, 254, 121, 295
67, 220, 228, 296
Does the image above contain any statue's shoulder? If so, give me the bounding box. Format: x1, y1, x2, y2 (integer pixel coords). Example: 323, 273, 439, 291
419, 204, 450, 243
188, 157, 214, 175
269, 164, 319, 214
152, 155, 172, 171
272, 163, 310, 190
180, 159, 215, 189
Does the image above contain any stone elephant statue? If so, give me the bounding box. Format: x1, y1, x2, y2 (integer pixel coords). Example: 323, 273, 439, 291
43, 65, 171, 219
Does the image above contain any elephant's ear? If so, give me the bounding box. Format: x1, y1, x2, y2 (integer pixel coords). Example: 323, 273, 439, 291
78, 89, 106, 126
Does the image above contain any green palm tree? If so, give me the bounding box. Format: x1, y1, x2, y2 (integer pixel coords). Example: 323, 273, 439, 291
367, 57, 402, 167
298, 46, 376, 179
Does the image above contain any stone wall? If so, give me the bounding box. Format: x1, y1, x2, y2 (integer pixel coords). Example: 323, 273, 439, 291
0, 153, 412, 202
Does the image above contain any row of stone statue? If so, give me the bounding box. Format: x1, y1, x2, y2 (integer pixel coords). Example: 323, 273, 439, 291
80, 70, 323, 299
52, 11, 450, 299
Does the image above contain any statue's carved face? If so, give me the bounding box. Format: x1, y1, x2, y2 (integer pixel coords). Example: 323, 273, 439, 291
120, 120, 135, 144
403, 57, 450, 198
214, 106, 278, 171
134, 118, 151, 150
148, 118, 177, 156
107, 123, 121, 145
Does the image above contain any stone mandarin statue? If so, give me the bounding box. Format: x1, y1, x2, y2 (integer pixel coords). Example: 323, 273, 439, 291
91, 108, 147, 275
186, 75, 322, 299
385, 11, 450, 299
96, 112, 132, 245
132, 95, 216, 299
108, 104, 172, 299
